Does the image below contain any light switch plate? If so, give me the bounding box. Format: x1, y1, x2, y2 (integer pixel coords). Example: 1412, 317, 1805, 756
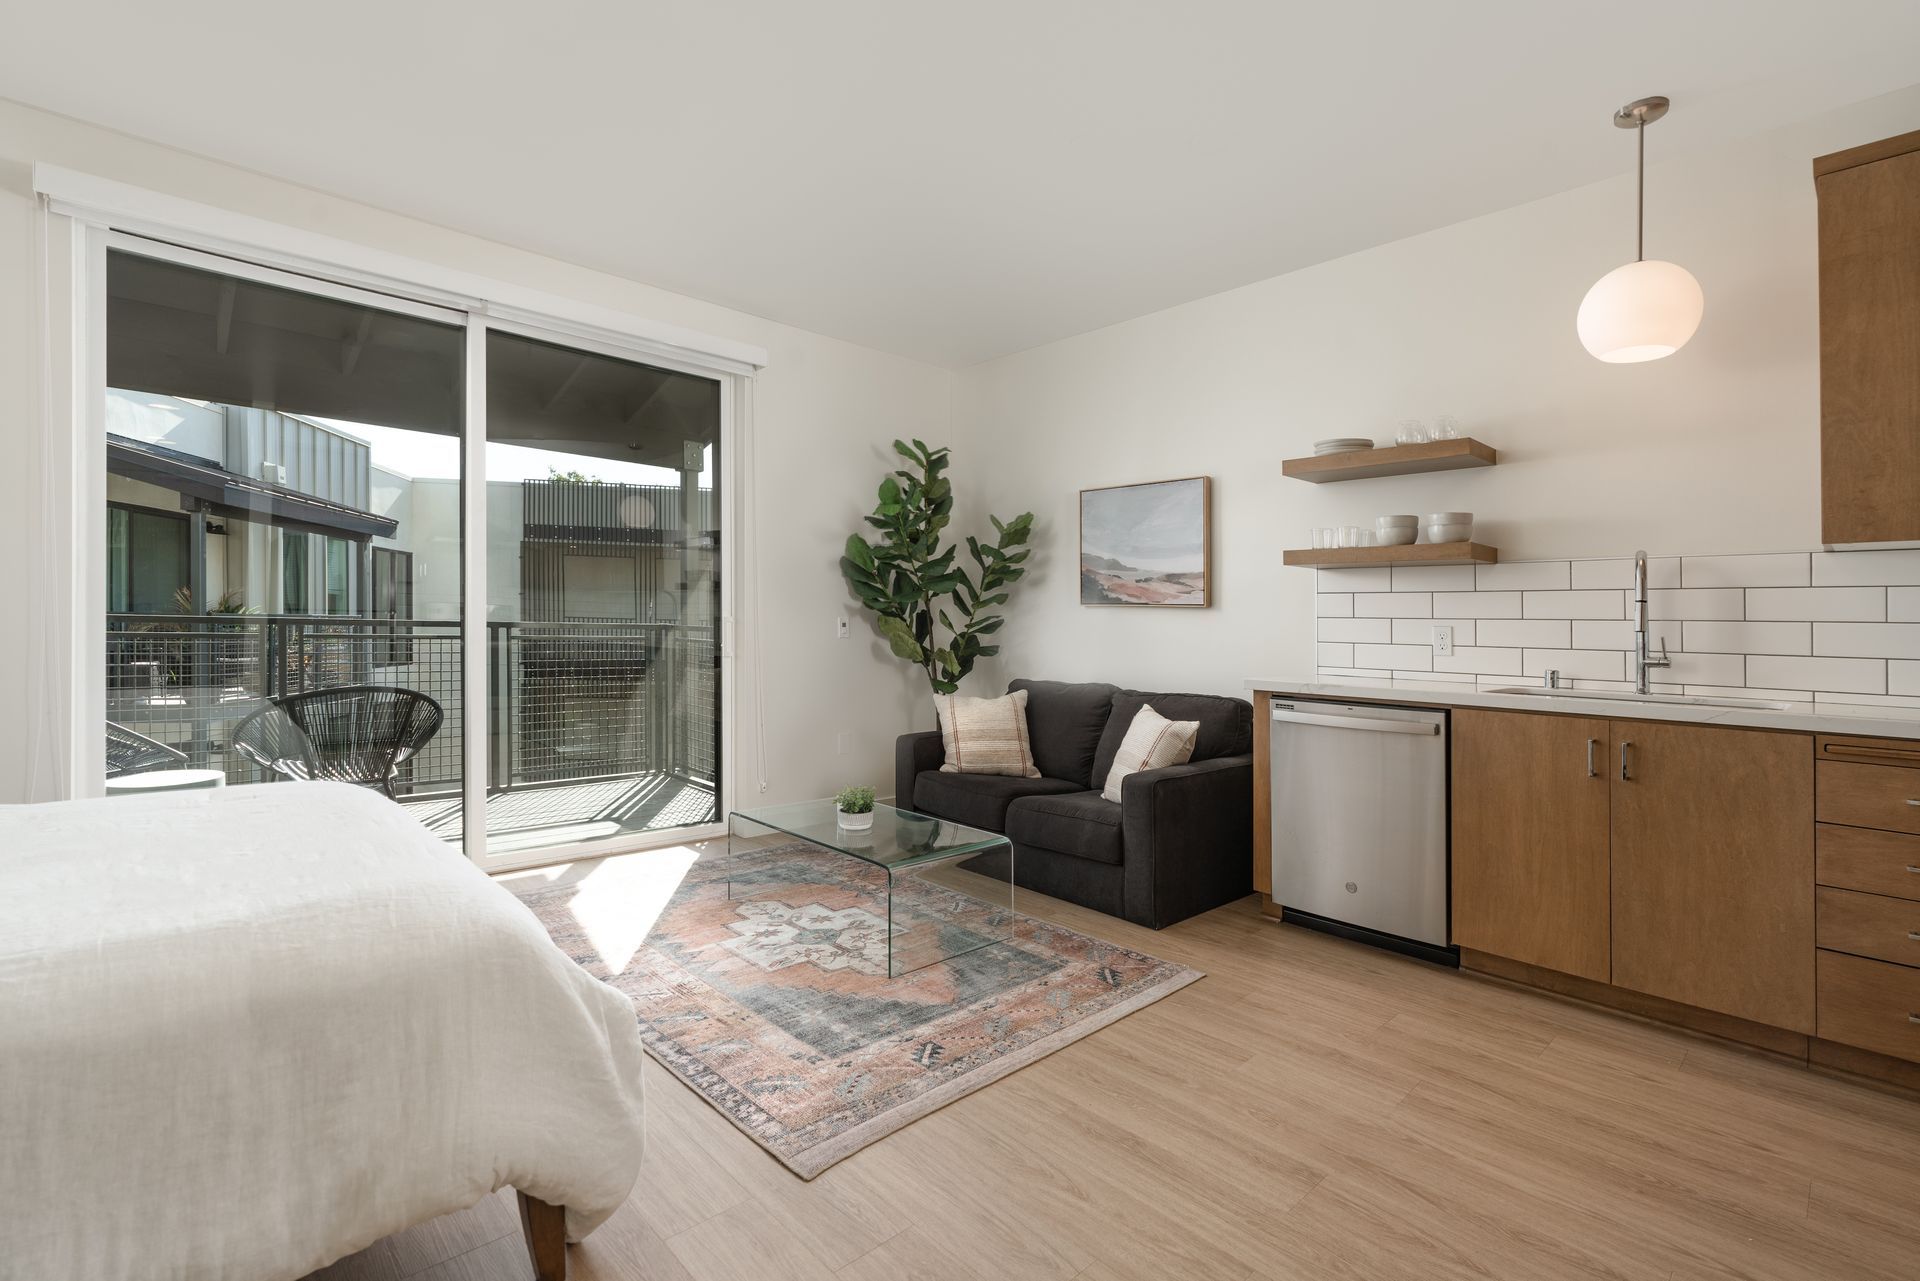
1432, 624, 1454, 656
836, 615, 850, 639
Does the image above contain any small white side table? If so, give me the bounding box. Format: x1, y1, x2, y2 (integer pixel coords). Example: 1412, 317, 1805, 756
104, 769, 228, 796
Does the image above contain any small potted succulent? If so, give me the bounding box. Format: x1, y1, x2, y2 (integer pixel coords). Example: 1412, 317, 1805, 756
834, 784, 876, 831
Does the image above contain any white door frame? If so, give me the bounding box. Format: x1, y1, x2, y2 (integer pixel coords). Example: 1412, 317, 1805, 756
34, 170, 759, 871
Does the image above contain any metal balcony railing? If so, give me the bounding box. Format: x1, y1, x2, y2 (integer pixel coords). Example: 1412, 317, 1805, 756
106, 614, 717, 796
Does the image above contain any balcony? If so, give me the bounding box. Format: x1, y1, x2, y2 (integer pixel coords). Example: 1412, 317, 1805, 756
106, 613, 717, 848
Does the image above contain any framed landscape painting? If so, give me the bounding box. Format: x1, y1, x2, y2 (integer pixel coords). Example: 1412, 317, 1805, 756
1079, 476, 1211, 607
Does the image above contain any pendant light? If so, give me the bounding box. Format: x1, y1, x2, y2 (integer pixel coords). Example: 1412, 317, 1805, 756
1576, 95, 1704, 363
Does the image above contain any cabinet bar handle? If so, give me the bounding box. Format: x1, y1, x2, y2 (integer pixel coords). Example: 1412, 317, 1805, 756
1910, 1015, 1920, 1026
1908, 866, 1920, 875
1619, 740, 1632, 781
1587, 738, 1597, 778
1824, 743, 1920, 763
1909, 932, 1920, 942
1907, 799, 1920, 807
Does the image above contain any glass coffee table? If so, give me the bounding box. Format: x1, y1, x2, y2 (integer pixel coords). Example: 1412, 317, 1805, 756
725, 799, 1015, 978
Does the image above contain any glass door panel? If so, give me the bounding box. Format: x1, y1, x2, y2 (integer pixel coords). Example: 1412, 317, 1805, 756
482, 328, 721, 855
103, 244, 467, 837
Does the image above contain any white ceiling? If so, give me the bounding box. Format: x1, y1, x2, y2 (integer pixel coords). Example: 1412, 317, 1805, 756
5, 1, 1919, 366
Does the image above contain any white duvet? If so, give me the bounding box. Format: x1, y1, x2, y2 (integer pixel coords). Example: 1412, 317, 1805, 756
0, 782, 647, 1281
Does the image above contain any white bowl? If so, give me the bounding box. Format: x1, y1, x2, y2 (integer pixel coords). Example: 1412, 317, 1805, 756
1375, 514, 1418, 528
1375, 527, 1418, 546
1424, 524, 1472, 544
1423, 512, 1473, 525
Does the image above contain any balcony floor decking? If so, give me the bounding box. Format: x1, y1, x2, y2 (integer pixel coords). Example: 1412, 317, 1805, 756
400, 773, 716, 856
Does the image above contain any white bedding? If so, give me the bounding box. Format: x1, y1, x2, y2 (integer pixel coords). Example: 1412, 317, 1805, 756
0, 782, 647, 1280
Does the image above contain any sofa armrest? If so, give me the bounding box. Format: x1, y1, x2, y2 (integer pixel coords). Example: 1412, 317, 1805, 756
895, 730, 945, 808
1119, 754, 1254, 928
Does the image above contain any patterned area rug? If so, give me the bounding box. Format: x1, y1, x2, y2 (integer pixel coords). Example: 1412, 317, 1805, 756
516, 842, 1202, 1178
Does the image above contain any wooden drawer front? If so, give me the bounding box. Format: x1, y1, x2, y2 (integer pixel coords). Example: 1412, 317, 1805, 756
1817, 761, 1920, 834
1817, 950, 1920, 1063
1817, 823, 1920, 901
1817, 887, 1920, 968
1819, 735, 1920, 770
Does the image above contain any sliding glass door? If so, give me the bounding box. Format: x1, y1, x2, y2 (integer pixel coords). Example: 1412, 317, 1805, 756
98, 236, 726, 864
479, 330, 722, 855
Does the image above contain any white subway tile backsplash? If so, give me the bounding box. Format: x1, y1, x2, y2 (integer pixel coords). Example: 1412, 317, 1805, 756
1391, 564, 1477, 592
1570, 557, 1680, 590
1317, 566, 1394, 593
1570, 619, 1679, 652
1475, 561, 1571, 591
1680, 553, 1810, 588
1523, 649, 1625, 681
1354, 643, 1432, 671
1746, 655, 1886, 694
1432, 591, 1522, 619
1432, 647, 1523, 676
1353, 592, 1432, 618
1681, 621, 1812, 655
1319, 617, 1393, 643
1397, 669, 1478, 684
1663, 651, 1749, 686
1647, 588, 1744, 621
1476, 619, 1572, 648
1392, 618, 1476, 646
1744, 587, 1884, 622
1523, 590, 1625, 620
1813, 622, 1920, 660
1813, 550, 1920, 587
1309, 546, 1920, 703
1814, 691, 1920, 709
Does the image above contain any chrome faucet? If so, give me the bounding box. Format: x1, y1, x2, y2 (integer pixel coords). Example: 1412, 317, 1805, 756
1633, 550, 1671, 694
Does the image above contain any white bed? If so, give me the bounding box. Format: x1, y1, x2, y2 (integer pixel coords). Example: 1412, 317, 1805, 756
0, 781, 647, 1281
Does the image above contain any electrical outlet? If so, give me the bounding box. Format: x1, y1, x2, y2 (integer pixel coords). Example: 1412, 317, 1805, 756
835, 615, 850, 639
1431, 624, 1454, 657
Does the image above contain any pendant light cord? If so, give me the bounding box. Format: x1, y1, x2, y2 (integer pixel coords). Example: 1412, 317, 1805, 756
1636, 119, 1645, 262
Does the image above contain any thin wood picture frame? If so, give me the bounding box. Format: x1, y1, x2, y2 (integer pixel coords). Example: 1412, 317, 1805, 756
1078, 476, 1212, 608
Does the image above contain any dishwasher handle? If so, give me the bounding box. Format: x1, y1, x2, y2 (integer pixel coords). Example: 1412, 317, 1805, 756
1270, 707, 1441, 736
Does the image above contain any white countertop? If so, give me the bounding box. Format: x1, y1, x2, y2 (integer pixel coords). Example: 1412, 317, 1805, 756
1244, 675, 1920, 740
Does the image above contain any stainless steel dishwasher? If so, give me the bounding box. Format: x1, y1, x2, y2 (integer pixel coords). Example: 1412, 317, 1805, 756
1269, 699, 1454, 964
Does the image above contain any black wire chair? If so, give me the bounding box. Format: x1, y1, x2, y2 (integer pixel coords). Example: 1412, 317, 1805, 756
231, 685, 444, 799
105, 721, 189, 778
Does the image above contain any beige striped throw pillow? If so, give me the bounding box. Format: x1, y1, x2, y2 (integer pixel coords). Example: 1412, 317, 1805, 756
934, 690, 1041, 778
1100, 704, 1200, 801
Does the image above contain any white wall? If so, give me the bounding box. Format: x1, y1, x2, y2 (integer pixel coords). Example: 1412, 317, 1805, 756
0, 98, 956, 806
955, 85, 1920, 701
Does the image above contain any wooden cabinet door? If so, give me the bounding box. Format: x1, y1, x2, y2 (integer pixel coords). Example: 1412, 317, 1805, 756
1817, 140, 1920, 545
1452, 708, 1611, 981
1610, 722, 1814, 1032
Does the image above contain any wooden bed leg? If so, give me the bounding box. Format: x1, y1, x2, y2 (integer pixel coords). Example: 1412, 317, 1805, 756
516, 1191, 568, 1281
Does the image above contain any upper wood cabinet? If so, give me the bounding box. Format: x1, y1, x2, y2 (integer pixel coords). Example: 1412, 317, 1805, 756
1815, 129, 1920, 546
1609, 721, 1815, 1033
1452, 709, 1611, 982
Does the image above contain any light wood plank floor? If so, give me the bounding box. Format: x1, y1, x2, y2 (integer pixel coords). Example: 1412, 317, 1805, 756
308, 863, 1920, 1281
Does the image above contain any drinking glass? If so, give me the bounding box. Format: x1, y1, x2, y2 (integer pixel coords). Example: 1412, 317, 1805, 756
1433, 415, 1461, 440
1396, 419, 1427, 445
1337, 526, 1362, 548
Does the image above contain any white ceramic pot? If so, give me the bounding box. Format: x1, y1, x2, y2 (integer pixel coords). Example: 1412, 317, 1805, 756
836, 807, 875, 831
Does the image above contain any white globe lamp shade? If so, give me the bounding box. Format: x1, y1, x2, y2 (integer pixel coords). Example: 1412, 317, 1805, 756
1576, 259, 1704, 363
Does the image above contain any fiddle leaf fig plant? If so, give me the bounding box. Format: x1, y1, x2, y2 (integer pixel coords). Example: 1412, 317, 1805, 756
840, 439, 1034, 696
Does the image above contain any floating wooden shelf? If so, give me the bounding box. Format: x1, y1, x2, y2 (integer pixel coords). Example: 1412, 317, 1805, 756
1282, 438, 1497, 483
1282, 542, 1499, 569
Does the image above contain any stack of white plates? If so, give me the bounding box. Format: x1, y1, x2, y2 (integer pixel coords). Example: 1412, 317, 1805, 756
1312, 437, 1373, 455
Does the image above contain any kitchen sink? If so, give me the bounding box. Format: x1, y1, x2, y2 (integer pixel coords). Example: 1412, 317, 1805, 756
1484, 687, 1797, 712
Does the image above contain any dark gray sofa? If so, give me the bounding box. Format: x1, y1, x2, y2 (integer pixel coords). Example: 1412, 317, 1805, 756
894, 678, 1254, 929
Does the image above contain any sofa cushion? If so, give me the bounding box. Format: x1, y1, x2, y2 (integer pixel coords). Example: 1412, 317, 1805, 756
1008, 678, 1119, 787
910, 770, 1080, 833
1005, 791, 1124, 865
1099, 704, 1200, 802
1092, 689, 1253, 782
933, 689, 1040, 778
